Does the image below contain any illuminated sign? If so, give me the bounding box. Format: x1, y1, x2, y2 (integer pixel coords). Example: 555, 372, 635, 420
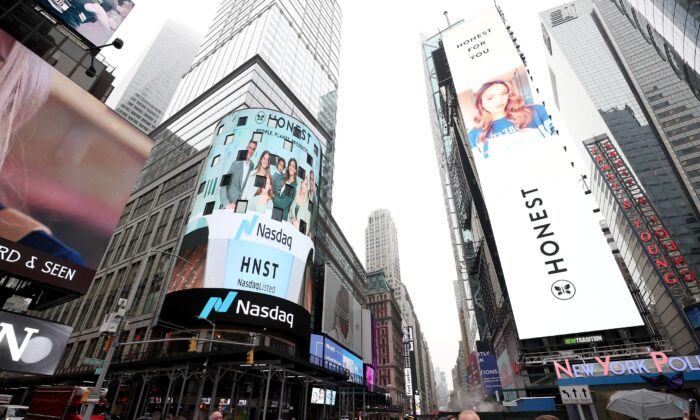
441, 8, 643, 339
161, 289, 310, 341
554, 351, 700, 379
0, 311, 72, 375
586, 138, 696, 303
563, 335, 604, 345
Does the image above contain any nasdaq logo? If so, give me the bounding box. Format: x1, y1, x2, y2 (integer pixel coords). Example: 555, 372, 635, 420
235, 215, 259, 240
199, 291, 238, 319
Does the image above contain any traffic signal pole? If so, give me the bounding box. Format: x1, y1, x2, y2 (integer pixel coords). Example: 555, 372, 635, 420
83, 251, 196, 419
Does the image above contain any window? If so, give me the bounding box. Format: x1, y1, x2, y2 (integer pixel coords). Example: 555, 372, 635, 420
252, 132, 263, 142
237, 116, 248, 126
198, 182, 206, 194
152, 206, 173, 246
211, 155, 221, 167
216, 124, 223, 135
204, 201, 215, 215
132, 189, 157, 219
168, 198, 190, 240
224, 134, 234, 145
137, 214, 158, 253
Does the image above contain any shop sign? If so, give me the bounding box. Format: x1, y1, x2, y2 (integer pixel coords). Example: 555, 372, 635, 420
555, 351, 700, 379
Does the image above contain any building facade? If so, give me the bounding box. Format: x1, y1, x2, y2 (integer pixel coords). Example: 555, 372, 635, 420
366, 271, 406, 409
364, 209, 437, 413
112, 20, 202, 133
162, 0, 341, 208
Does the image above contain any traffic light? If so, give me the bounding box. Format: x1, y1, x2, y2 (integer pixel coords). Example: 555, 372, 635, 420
188, 337, 197, 352
246, 350, 254, 365
102, 335, 114, 353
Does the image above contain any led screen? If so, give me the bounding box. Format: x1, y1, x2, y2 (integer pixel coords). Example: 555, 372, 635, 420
441, 8, 643, 339
0, 30, 151, 296
166, 109, 322, 314
321, 265, 362, 356
34, 0, 136, 46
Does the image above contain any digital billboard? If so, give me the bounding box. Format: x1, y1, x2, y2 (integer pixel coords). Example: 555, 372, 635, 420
160, 289, 310, 341
0, 30, 152, 297
33, 0, 135, 47
477, 351, 502, 396
441, 8, 643, 339
322, 265, 362, 356
0, 311, 72, 375
164, 109, 321, 323
309, 333, 364, 385
365, 365, 376, 391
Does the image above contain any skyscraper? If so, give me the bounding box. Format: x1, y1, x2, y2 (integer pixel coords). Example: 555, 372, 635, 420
112, 20, 202, 133
364, 209, 437, 413
162, 0, 341, 207
12, 0, 354, 416
365, 209, 402, 294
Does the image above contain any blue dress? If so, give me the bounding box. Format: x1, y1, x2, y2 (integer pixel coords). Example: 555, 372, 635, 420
468, 105, 554, 159
0, 204, 85, 266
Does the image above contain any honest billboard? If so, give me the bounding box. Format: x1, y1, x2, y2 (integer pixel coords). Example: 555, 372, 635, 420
442, 8, 643, 339
322, 265, 363, 356
0, 30, 152, 298
34, 0, 135, 46
165, 109, 321, 320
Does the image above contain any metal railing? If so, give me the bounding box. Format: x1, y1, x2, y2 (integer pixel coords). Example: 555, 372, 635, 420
521, 339, 673, 366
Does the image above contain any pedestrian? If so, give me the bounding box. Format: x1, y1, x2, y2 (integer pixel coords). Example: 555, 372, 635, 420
209, 411, 222, 420
458, 410, 480, 420
535, 416, 559, 420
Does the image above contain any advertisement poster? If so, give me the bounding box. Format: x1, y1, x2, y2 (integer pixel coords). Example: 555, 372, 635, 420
441, 8, 643, 339
0, 30, 152, 296
477, 351, 502, 396
34, 0, 135, 46
166, 109, 321, 316
322, 265, 363, 356
0, 311, 72, 375
324, 336, 363, 384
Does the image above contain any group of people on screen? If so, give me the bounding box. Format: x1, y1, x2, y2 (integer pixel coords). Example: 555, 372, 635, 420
220, 139, 315, 236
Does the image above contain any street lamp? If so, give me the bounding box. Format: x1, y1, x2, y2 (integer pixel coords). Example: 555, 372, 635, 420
83, 250, 196, 419
199, 316, 216, 352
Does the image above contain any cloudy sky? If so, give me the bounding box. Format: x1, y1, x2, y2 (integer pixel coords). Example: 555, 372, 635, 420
101, 0, 571, 391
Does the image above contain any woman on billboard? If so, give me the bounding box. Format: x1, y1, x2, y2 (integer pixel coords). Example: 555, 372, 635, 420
290, 177, 311, 235
468, 80, 554, 160
0, 31, 85, 265
272, 158, 298, 220
241, 150, 272, 202
248, 173, 275, 214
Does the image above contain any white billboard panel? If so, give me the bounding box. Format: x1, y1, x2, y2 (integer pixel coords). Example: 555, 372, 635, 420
322, 265, 363, 355
442, 8, 643, 339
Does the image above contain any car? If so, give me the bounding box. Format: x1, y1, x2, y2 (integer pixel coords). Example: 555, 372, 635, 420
0, 405, 29, 420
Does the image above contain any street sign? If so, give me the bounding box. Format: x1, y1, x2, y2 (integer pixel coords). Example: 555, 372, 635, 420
559, 385, 592, 404
83, 357, 104, 367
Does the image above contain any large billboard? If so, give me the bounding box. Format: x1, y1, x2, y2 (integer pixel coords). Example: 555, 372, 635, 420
309, 333, 364, 385
33, 0, 135, 46
477, 351, 502, 396
0, 311, 72, 375
442, 8, 643, 339
164, 109, 321, 324
0, 30, 152, 299
322, 265, 362, 356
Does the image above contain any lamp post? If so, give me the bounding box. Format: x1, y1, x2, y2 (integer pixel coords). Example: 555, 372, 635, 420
83, 250, 196, 419
200, 316, 216, 352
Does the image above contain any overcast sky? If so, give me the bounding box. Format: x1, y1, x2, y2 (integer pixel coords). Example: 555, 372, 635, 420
101, 0, 570, 392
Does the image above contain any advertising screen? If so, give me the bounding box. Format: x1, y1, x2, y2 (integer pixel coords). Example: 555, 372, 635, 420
34, 0, 135, 46
322, 265, 362, 356
365, 365, 376, 391
164, 109, 321, 323
310, 388, 325, 405
160, 289, 310, 341
324, 336, 363, 384
0, 30, 152, 297
441, 8, 643, 339
0, 311, 72, 375
477, 351, 502, 396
